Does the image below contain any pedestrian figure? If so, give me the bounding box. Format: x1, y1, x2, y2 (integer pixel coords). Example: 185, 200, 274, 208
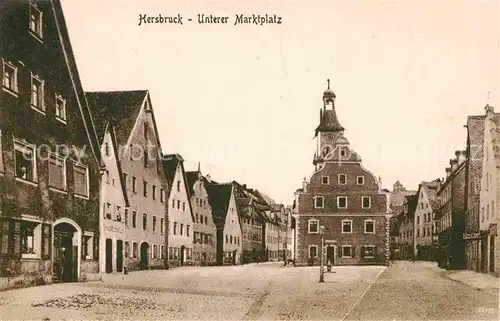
59, 247, 66, 282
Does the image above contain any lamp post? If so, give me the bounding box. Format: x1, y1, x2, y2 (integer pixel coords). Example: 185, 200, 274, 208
319, 225, 325, 283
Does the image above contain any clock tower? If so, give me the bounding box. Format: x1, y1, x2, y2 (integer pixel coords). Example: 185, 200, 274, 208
313, 79, 346, 169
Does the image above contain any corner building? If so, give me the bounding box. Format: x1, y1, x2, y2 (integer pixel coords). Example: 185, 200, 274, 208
294, 81, 389, 266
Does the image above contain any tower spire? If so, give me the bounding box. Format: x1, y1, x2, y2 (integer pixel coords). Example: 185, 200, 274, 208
487, 91, 491, 105
198, 162, 201, 172
327, 79, 330, 90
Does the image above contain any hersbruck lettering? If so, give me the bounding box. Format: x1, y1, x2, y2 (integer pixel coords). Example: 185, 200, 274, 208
138, 13, 184, 26
234, 14, 283, 26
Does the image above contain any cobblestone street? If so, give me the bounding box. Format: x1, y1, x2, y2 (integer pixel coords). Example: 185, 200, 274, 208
0, 262, 498, 320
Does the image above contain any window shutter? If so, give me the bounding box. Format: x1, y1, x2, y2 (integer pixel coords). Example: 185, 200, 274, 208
351, 246, 355, 258
93, 235, 99, 260
12, 221, 21, 258
41, 224, 51, 260
0, 219, 9, 255
361, 246, 365, 258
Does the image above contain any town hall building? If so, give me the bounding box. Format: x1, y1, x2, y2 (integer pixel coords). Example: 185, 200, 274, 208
293, 81, 390, 266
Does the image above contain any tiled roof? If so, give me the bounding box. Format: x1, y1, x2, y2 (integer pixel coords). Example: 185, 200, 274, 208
406, 195, 418, 214
185, 171, 199, 197
162, 154, 181, 190
205, 183, 233, 228
85, 90, 148, 146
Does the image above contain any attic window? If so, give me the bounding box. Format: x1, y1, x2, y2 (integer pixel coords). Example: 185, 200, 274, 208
340, 148, 347, 157
104, 143, 110, 156
29, 2, 43, 40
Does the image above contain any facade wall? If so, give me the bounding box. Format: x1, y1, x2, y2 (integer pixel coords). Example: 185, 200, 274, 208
167, 163, 194, 267
221, 192, 242, 265
191, 178, 216, 266
121, 100, 166, 271
99, 130, 126, 274
0, 1, 100, 289
241, 218, 263, 263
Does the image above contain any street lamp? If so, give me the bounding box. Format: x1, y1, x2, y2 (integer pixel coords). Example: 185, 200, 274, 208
319, 225, 325, 283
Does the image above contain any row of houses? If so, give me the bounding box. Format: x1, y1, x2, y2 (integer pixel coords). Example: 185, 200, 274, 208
0, 1, 294, 290
388, 105, 499, 277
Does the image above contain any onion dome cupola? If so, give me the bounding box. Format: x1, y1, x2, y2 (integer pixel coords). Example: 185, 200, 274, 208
315, 79, 345, 137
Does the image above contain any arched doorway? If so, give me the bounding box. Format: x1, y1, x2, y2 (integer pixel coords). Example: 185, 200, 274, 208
140, 242, 149, 270
180, 245, 185, 266
53, 219, 81, 283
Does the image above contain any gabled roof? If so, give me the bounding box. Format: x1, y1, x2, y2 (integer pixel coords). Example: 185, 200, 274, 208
107, 122, 130, 207
162, 154, 183, 190
85, 90, 148, 147
185, 171, 200, 197
205, 183, 233, 228
51, 0, 102, 165
405, 195, 418, 215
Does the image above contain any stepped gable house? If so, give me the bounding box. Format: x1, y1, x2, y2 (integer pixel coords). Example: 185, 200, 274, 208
86, 90, 168, 271
186, 167, 217, 266
294, 80, 389, 266
1, 0, 103, 289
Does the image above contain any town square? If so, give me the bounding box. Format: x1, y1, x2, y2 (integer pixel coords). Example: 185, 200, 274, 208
0, 0, 499, 320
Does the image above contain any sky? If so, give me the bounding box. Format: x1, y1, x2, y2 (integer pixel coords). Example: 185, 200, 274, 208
61, 0, 499, 205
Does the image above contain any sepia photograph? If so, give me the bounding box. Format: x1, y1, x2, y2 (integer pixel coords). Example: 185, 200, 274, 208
0, 0, 499, 320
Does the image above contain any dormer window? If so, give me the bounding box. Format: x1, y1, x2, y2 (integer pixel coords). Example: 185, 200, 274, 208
29, 2, 43, 40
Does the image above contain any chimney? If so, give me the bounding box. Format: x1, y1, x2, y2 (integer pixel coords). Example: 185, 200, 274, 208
242, 184, 247, 189
206, 174, 211, 183
450, 158, 458, 172
485, 104, 495, 115
445, 168, 451, 179
302, 177, 308, 193
455, 150, 466, 166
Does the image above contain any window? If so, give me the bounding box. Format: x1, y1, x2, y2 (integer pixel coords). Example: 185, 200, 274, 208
48, 153, 66, 191
143, 181, 148, 197
177, 180, 181, 192
21, 221, 41, 257
152, 245, 157, 259
125, 209, 129, 227
143, 148, 148, 168
226, 234, 228, 243
160, 218, 164, 233
308, 219, 319, 233
196, 213, 199, 223
29, 2, 43, 39
132, 176, 137, 193
82, 233, 93, 259
180, 224, 184, 236
2, 59, 18, 95
152, 216, 157, 232
132, 211, 137, 228
104, 143, 110, 157
308, 245, 318, 258
173, 222, 177, 235
186, 225, 190, 237
30, 74, 45, 112
322, 176, 329, 185
361, 196, 371, 209
144, 122, 149, 141
342, 219, 352, 233
341, 245, 352, 258
172, 199, 175, 208
338, 174, 347, 185
160, 245, 164, 259
182, 202, 186, 212
364, 220, 375, 234
314, 196, 324, 209
133, 242, 138, 258
160, 188, 164, 202
177, 200, 180, 209
73, 164, 89, 197
362, 245, 375, 258
142, 213, 147, 230
340, 148, 347, 157
357, 176, 364, 185
152, 185, 157, 200
204, 216, 208, 225
337, 196, 347, 209
55, 94, 66, 122
104, 203, 112, 219
14, 139, 37, 182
